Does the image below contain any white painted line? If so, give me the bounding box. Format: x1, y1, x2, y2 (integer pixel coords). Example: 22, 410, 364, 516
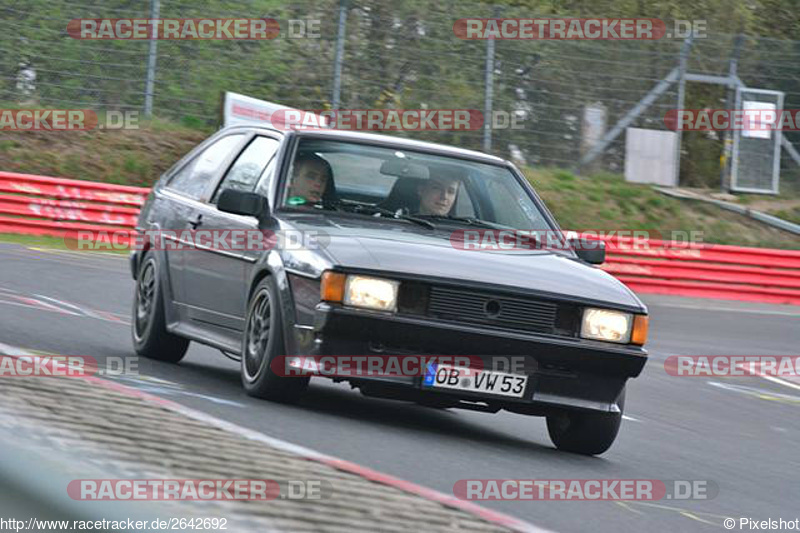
28, 246, 126, 259
0, 293, 129, 324
34, 294, 127, 323
707, 380, 800, 403
0, 342, 32, 356
34, 295, 88, 314
758, 374, 800, 393
0, 299, 67, 315
13, 296, 81, 316
730, 360, 800, 393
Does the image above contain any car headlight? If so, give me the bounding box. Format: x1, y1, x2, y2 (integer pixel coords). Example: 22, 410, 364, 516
321, 272, 399, 312
581, 308, 633, 344
344, 275, 399, 311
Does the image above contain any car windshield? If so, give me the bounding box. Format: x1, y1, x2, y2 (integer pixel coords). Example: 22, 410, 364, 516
281, 138, 553, 231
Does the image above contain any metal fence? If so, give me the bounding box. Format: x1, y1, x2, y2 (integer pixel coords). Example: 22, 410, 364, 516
1, 0, 799, 194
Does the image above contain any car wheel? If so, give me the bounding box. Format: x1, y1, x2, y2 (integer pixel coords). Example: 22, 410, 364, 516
241, 276, 309, 403
546, 388, 625, 456
132, 252, 189, 363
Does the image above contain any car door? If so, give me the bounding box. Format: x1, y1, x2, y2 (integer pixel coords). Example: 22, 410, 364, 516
158, 133, 248, 309
182, 134, 282, 334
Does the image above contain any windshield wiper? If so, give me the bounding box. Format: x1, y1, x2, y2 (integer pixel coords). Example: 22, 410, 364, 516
421, 215, 543, 249
343, 204, 436, 230
415, 215, 503, 229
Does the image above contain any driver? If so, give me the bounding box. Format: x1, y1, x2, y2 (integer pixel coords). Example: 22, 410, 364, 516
287, 153, 332, 205
416, 175, 459, 216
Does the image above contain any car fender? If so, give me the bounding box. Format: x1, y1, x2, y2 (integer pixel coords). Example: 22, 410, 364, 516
247, 250, 302, 356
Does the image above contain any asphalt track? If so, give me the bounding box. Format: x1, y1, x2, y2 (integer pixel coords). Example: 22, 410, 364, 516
0, 241, 798, 533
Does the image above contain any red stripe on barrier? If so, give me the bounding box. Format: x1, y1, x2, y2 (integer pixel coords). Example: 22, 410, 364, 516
0, 193, 140, 214
0, 171, 150, 193
0, 195, 138, 227
0, 172, 148, 207
596, 235, 800, 270
603, 257, 800, 289
0, 215, 135, 237
605, 246, 800, 270
598, 234, 800, 258
615, 276, 800, 306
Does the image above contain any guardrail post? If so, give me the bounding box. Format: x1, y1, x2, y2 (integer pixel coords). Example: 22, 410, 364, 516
720, 34, 744, 192
144, 0, 160, 118
673, 36, 693, 187
483, 32, 495, 152
331, 0, 348, 110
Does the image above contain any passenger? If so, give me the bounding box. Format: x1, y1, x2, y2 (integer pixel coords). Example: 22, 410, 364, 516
416, 175, 459, 216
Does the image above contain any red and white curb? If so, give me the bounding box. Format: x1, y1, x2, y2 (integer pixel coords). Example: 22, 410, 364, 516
0, 343, 551, 533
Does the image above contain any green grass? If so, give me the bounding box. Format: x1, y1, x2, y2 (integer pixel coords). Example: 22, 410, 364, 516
0, 233, 71, 248
0, 117, 208, 187
772, 207, 800, 225
524, 167, 800, 250
0, 233, 129, 254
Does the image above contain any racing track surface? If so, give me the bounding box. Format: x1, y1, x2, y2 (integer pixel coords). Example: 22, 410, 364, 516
0, 242, 798, 533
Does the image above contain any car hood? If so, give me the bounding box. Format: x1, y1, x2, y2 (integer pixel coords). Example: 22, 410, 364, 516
286, 216, 645, 311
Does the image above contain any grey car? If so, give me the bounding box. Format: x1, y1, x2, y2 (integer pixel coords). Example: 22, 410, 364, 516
130, 125, 649, 455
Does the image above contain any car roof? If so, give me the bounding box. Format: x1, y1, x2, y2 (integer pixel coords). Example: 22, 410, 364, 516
217, 124, 509, 166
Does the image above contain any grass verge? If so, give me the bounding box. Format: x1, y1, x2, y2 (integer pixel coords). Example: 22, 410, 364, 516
525, 168, 800, 250
0, 233, 129, 254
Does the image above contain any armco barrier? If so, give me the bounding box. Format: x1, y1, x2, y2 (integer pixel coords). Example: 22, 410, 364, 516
0, 171, 146, 241
598, 236, 800, 306
0, 171, 798, 306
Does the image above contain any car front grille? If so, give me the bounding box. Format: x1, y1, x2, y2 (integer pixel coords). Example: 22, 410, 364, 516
427, 285, 561, 334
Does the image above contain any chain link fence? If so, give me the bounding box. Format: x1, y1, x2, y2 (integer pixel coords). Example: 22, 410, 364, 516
1, 0, 799, 196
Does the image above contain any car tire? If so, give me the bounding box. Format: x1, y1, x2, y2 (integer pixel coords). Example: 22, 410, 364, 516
546, 388, 625, 456
241, 276, 309, 403
132, 252, 189, 363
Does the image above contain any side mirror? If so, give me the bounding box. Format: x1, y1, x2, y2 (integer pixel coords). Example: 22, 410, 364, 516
572, 238, 606, 265
218, 190, 269, 219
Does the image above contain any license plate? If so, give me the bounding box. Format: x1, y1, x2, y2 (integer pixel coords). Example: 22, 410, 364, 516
423, 364, 528, 398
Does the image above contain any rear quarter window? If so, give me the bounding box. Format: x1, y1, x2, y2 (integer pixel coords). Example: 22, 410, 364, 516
167, 134, 245, 200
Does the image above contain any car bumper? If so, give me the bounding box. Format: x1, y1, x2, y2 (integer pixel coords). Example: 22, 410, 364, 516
294, 303, 647, 414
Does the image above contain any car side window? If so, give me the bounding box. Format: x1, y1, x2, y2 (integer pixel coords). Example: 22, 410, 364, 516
211, 136, 280, 204
167, 134, 244, 200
